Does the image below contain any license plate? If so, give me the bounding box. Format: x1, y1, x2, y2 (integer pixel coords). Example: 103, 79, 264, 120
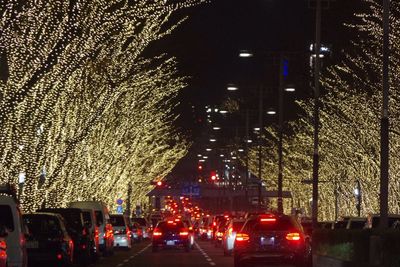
26, 241, 39, 249
260, 237, 274, 246
166, 240, 175, 246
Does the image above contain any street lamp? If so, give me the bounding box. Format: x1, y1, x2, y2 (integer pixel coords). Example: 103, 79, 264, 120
227, 84, 239, 91
267, 109, 277, 115
239, 50, 253, 58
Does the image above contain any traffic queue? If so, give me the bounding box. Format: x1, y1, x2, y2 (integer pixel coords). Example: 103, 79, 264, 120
0, 184, 152, 267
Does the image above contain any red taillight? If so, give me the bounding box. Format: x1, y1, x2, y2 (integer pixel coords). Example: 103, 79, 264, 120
167, 220, 174, 224
260, 217, 276, 223
57, 253, 63, 260
153, 228, 162, 236
213, 222, 216, 227
235, 233, 249, 242
82, 228, 87, 236
81, 244, 87, 250
179, 231, 189, 236
286, 232, 301, 241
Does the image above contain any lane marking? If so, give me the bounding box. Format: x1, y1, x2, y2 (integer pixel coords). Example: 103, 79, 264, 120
195, 242, 217, 266
117, 243, 151, 266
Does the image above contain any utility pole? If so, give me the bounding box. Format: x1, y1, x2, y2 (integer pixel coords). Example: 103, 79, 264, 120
312, 0, 322, 229
258, 87, 264, 210
245, 109, 250, 209
380, 0, 390, 230
277, 54, 285, 214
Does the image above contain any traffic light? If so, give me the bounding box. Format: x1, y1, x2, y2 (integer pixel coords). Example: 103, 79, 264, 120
210, 171, 217, 181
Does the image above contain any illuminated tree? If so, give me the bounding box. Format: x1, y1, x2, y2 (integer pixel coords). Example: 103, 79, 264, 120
0, 0, 202, 211
249, 0, 400, 220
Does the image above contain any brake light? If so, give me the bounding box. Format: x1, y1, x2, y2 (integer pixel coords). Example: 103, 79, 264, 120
213, 222, 216, 227
189, 226, 193, 231
216, 232, 223, 237
167, 220, 174, 224
82, 228, 87, 236
175, 218, 181, 222
235, 233, 249, 242
286, 232, 301, 241
153, 228, 162, 236
57, 253, 63, 260
260, 218, 276, 223
179, 231, 189, 236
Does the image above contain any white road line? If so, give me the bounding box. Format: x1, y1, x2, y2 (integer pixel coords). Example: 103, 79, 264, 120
117, 243, 151, 266
195, 242, 217, 266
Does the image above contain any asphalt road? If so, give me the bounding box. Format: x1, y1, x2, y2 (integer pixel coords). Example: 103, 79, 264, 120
94, 240, 233, 267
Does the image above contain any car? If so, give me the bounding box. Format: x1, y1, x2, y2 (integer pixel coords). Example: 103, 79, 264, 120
181, 218, 195, 249
23, 213, 74, 267
152, 219, 191, 252
110, 214, 131, 250
0, 225, 7, 267
131, 217, 150, 239
0, 184, 28, 267
222, 219, 245, 256
38, 208, 93, 265
366, 214, 400, 229
234, 213, 312, 267
69, 201, 114, 256
80, 208, 101, 262
129, 222, 143, 243
214, 220, 228, 247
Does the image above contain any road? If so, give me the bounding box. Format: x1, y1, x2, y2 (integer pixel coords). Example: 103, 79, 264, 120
94, 240, 233, 267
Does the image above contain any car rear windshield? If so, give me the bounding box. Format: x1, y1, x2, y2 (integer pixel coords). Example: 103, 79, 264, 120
95, 211, 103, 225
45, 209, 84, 230
244, 217, 297, 232
157, 221, 185, 230
82, 211, 93, 226
0, 205, 14, 231
23, 215, 61, 236
110, 216, 125, 226
132, 218, 147, 226
232, 221, 245, 231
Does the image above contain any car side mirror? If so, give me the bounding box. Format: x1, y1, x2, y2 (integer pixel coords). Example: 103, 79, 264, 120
0, 225, 8, 238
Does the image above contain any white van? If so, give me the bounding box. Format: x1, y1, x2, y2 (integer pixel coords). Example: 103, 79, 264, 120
69, 201, 114, 256
0, 184, 27, 267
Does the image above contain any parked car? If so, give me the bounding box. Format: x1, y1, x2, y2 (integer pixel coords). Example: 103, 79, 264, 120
38, 208, 93, 265
131, 217, 150, 239
69, 201, 114, 256
222, 219, 245, 256
129, 222, 143, 243
0, 184, 28, 267
0, 225, 7, 267
152, 219, 191, 252
23, 213, 74, 267
110, 214, 131, 250
234, 214, 312, 267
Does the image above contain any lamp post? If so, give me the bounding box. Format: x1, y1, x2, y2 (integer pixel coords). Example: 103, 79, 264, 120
312, 0, 322, 230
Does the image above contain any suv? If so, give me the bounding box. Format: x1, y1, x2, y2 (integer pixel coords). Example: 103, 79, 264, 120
38, 208, 93, 265
69, 201, 114, 256
0, 184, 27, 267
234, 214, 311, 267
23, 213, 74, 266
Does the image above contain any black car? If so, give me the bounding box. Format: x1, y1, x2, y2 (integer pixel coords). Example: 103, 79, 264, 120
234, 214, 311, 267
152, 220, 191, 252
23, 213, 74, 267
38, 208, 93, 265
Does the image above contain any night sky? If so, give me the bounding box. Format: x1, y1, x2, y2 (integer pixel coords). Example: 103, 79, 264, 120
153, 0, 364, 179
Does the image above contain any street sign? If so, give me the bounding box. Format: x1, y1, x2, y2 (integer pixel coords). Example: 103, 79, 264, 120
182, 183, 201, 197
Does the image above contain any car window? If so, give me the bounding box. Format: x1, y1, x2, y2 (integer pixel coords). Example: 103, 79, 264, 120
24, 215, 61, 236
158, 221, 185, 230
82, 211, 92, 226
0, 205, 14, 232
95, 211, 104, 225
110, 216, 125, 226
244, 217, 296, 232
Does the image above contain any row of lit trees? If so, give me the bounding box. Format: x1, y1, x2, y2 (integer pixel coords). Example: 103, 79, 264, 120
0, 0, 202, 212
248, 0, 400, 220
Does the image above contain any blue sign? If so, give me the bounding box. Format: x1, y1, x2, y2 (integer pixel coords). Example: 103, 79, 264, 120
182, 183, 201, 197
283, 59, 289, 77
116, 205, 123, 214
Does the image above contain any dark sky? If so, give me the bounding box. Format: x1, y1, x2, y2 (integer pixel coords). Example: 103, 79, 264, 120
154, 0, 363, 179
